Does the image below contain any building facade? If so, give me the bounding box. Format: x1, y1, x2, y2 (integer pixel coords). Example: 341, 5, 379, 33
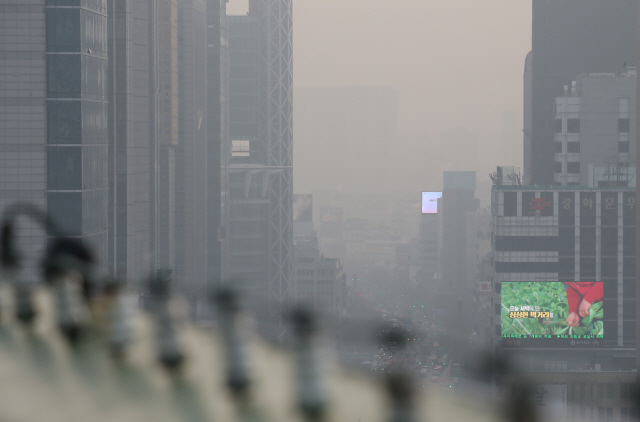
0, 0, 109, 280
206, 0, 229, 288
107, 0, 211, 288
225, 0, 293, 316
553, 72, 636, 187
492, 186, 635, 369
527, 0, 637, 185
441, 171, 478, 329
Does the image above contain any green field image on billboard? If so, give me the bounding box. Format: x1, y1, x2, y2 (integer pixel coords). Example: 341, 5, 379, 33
501, 282, 603, 338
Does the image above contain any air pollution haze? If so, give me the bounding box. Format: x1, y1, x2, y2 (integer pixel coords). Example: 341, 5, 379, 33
229, 0, 530, 196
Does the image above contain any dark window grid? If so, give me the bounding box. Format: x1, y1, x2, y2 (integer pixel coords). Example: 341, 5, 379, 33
619, 118, 630, 133
567, 118, 580, 133
567, 162, 580, 174
567, 142, 580, 153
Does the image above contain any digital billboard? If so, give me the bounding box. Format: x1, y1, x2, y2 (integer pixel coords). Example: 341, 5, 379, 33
501, 282, 603, 344
421, 192, 442, 214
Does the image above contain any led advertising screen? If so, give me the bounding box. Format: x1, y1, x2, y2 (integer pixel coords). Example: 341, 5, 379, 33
501, 282, 603, 346
421, 192, 442, 214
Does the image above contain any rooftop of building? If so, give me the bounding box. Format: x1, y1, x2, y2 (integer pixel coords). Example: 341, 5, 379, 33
493, 185, 635, 192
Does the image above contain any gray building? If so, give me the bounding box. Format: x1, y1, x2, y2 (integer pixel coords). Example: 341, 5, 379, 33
491, 185, 635, 366
1, 0, 214, 291
107, 0, 210, 288
225, 0, 293, 317
553, 71, 636, 187
107, 0, 156, 283
0, 0, 108, 280
527, 0, 637, 185
440, 171, 478, 332
175, 0, 208, 292
206, 0, 229, 287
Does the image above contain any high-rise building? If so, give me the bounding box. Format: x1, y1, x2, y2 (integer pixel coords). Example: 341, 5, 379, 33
206, 0, 229, 288
526, 0, 637, 185
491, 184, 637, 412
553, 71, 636, 187
175, 0, 208, 292
107, 0, 210, 288
225, 0, 293, 316
107, 0, 157, 283
0, 0, 109, 280
440, 171, 478, 331
1, 1, 212, 291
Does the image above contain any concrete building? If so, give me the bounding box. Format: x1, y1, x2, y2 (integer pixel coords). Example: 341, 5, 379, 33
107, 0, 210, 288
491, 185, 635, 368
0, 0, 214, 292
225, 0, 293, 316
553, 71, 636, 187
440, 171, 478, 327
107, 0, 154, 283
0, 0, 109, 281
526, 0, 637, 185
175, 0, 208, 292
206, 0, 229, 287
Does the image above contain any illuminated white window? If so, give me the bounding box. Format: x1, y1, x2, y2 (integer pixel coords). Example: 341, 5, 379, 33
232, 140, 250, 157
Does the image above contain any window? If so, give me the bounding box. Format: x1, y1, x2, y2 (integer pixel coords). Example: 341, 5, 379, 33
598, 383, 604, 398
555, 119, 563, 133
606, 383, 613, 399
619, 141, 630, 153
555, 161, 562, 173
231, 140, 250, 157
621, 383, 629, 399
580, 384, 586, 399
567, 162, 580, 173
619, 118, 630, 133
555, 142, 563, 153
568, 142, 580, 153
567, 118, 580, 133
503, 192, 517, 216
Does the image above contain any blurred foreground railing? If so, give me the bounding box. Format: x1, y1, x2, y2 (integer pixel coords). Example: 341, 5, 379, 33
0, 202, 619, 422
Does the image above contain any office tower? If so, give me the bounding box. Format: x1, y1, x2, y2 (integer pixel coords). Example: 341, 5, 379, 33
107, 0, 210, 287
440, 171, 478, 330
206, 0, 229, 287
175, 0, 208, 291
553, 71, 636, 187
107, 0, 156, 282
526, 1, 637, 185
226, 0, 293, 316
492, 185, 636, 402
0, 1, 108, 280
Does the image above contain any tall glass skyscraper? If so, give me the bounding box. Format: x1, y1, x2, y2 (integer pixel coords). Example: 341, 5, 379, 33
0, 0, 108, 280
225, 0, 293, 317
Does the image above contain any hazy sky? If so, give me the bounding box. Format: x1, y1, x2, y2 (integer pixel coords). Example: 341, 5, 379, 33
228, 0, 532, 195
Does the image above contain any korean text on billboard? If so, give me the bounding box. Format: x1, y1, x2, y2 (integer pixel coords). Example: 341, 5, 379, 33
501, 282, 603, 340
